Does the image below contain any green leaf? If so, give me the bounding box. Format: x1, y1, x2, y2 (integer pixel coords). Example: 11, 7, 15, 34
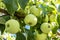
0, 24, 5, 34
2, 15, 10, 21
50, 1, 55, 7
52, 26, 58, 34
27, 31, 35, 40
16, 32, 26, 40
58, 5, 60, 12
0, 15, 10, 24
40, 4, 48, 15
37, 15, 43, 24
18, 0, 29, 9
47, 37, 51, 40
3, 0, 18, 14
0, 17, 6, 24
57, 13, 60, 28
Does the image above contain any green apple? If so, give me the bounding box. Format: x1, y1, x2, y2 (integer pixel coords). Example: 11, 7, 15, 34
5, 19, 20, 34
48, 5, 57, 15
50, 22, 58, 29
50, 15, 57, 22
41, 23, 52, 33
24, 14, 37, 26
35, 33, 47, 40
30, 6, 40, 17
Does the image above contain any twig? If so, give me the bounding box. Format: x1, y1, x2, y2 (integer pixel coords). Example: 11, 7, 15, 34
0, 8, 25, 18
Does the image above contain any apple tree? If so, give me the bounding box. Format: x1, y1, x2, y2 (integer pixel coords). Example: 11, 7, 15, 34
0, 0, 60, 40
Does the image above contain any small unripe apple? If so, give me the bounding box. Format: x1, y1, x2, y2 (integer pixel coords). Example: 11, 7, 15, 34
40, 23, 52, 33
51, 22, 57, 28
35, 33, 47, 40
30, 6, 40, 17
50, 15, 57, 22
24, 14, 37, 26
5, 19, 20, 34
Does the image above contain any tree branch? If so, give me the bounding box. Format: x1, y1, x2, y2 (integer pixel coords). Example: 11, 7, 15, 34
0, 8, 25, 18
0, 8, 9, 15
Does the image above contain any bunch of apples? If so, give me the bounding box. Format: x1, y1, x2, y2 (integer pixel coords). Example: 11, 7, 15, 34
4, 0, 60, 40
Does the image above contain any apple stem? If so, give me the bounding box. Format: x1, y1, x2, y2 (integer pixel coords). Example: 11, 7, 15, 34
10, 13, 14, 19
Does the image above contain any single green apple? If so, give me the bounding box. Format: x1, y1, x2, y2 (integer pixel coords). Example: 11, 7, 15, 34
5, 19, 20, 34
50, 15, 57, 22
30, 6, 40, 17
24, 14, 37, 26
41, 23, 52, 33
